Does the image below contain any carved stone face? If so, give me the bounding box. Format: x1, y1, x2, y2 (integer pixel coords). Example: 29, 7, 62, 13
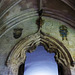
13, 28, 23, 39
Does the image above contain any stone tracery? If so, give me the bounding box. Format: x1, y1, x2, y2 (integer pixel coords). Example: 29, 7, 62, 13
6, 32, 73, 75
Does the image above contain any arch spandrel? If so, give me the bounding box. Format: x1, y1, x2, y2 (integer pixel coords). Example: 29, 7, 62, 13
6, 33, 40, 65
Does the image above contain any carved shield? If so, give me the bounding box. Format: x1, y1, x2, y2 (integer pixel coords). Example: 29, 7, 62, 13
13, 28, 23, 39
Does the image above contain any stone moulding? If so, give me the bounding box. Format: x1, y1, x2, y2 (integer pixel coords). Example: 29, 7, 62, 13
6, 32, 73, 75
0, 0, 22, 19
0, 10, 38, 38
61, 0, 75, 10
43, 9, 75, 28
0, 8, 75, 38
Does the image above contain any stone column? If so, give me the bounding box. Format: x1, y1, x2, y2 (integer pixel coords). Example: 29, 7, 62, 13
58, 63, 71, 75
63, 66, 71, 75
8, 64, 19, 75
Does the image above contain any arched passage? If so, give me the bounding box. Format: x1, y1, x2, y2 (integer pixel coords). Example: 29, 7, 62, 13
24, 46, 58, 75
6, 32, 73, 75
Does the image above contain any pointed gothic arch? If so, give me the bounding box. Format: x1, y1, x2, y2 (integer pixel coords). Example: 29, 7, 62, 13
6, 32, 73, 75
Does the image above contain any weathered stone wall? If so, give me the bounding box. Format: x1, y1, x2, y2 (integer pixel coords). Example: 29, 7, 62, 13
0, 16, 38, 75
42, 17, 75, 61
0, 0, 75, 75
0, 16, 75, 75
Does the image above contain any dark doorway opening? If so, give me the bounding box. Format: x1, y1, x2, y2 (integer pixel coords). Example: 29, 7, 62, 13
18, 63, 24, 75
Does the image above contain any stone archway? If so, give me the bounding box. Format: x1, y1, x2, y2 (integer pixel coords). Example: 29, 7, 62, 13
6, 32, 73, 75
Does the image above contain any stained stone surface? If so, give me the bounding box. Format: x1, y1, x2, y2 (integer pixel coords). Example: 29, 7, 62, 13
0, 0, 75, 75
41, 17, 75, 61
